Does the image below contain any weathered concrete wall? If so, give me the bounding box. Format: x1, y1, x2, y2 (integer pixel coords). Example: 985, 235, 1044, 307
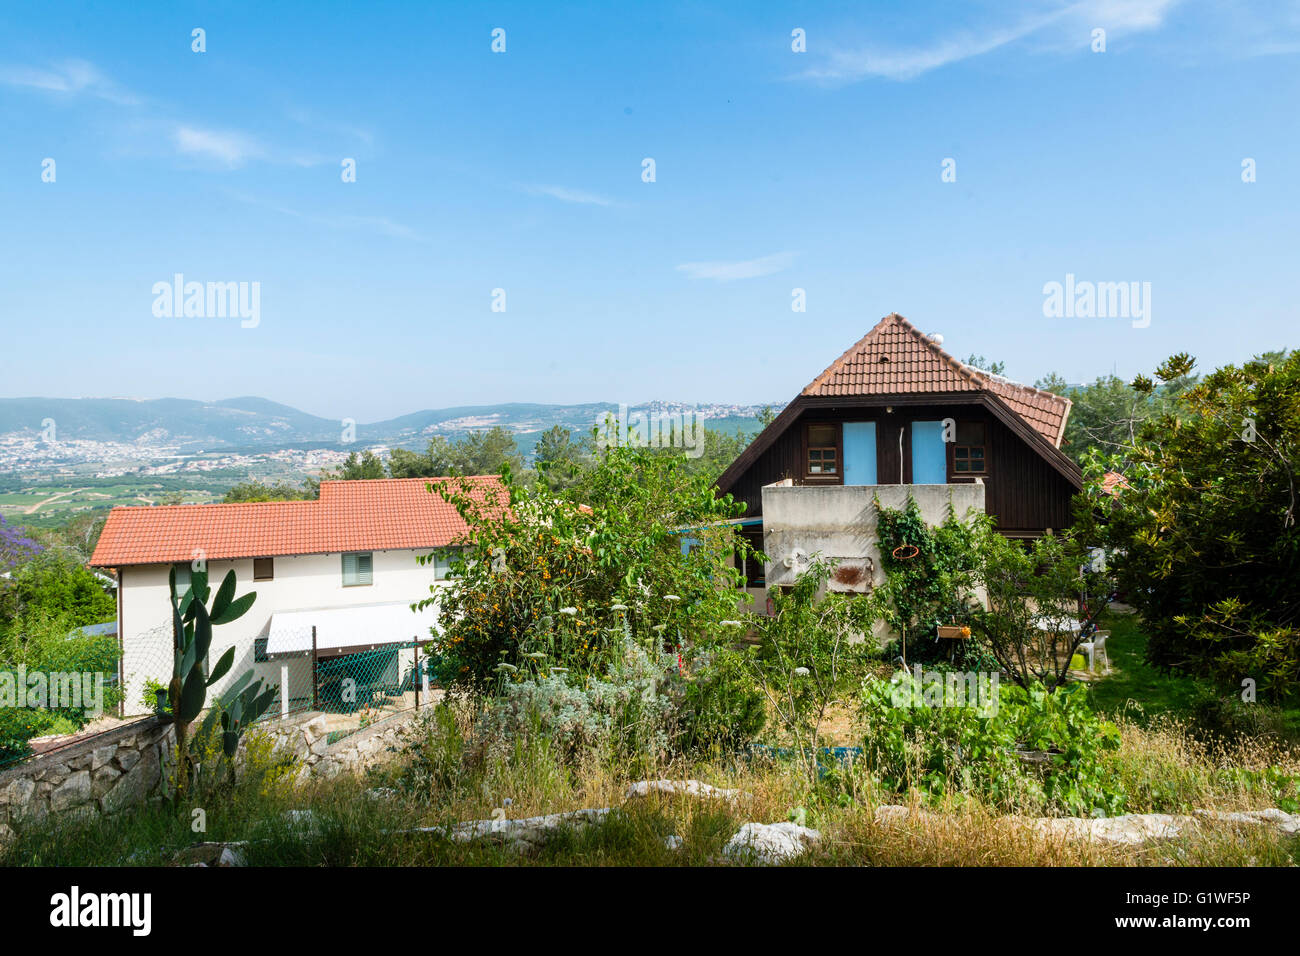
0, 707, 422, 842
760, 482, 986, 644
761, 482, 986, 593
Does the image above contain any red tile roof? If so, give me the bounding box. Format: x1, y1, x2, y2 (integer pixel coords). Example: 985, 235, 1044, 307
802, 314, 1072, 446
1100, 471, 1130, 496
90, 476, 505, 567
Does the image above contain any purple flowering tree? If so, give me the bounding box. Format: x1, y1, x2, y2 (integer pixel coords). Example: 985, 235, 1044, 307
0, 515, 42, 586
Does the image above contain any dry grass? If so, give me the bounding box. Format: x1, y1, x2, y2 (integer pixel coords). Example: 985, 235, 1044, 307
3, 698, 1298, 867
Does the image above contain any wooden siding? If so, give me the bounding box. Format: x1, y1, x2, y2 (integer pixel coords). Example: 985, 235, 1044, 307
723, 400, 1076, 536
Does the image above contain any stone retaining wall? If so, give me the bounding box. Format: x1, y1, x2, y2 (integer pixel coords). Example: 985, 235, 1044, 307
0, 708, 422, 842
262, 709, 419, 780
0, 716, 175, 843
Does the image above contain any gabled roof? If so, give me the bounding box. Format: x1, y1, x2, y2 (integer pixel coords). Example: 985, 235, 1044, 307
804, 314, 1071, 445
716, 314, 1081, 495
90, 476, 504, 568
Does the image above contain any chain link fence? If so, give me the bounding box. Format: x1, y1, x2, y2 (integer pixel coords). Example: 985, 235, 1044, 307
2, 619, 442, 770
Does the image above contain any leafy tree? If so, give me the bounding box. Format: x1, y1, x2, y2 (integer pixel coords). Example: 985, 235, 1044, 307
1074, 351, 1300, 699
417, 445, 763, 753
457, 427, 524, 475
223, 480, 315, 502
0, 609, 124, 761
0, 548, 115, 629
532, 425, 588, 491
680, 427, 753, 481
1036, 359, 1201, 465
965, 354, 1007, 375
388, 437, 456, 478
0, 516, 41, 587
327, 450, 387, 481
974, 531, 1108, 693
387, 427, 525, 479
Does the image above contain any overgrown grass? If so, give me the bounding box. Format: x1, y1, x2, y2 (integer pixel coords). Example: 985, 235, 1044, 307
4, 697, 1298, 867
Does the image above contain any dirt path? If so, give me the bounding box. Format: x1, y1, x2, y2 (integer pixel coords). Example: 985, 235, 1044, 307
24, 487, 88, 514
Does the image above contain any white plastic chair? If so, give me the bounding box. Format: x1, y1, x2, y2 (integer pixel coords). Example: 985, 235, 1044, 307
1077, 630, 1109, 672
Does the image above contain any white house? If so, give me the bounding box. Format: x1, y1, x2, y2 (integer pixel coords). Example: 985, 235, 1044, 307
90, 476, 502, 717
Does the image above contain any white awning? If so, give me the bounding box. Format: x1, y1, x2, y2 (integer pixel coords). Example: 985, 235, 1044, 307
264, 600, 440, 657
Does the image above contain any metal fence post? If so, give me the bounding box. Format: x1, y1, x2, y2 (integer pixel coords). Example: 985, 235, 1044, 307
311, 625, 318, 712
413, 642, 420, 710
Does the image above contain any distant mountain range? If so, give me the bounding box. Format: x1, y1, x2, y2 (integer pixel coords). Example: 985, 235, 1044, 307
0, 396, 777, 451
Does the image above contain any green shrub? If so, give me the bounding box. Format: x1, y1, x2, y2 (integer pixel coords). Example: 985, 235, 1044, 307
474, 638, 680, 763
0, 610, 123, 762
860, 674, 1125, 816
1188, 684, 1288, 742
747, 557, 878, 780
678, 637, 765, 753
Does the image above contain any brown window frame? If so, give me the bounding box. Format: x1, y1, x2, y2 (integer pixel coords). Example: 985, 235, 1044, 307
253, 557, 275, 581
802, 422, 842, 481
948, 420, 989, 477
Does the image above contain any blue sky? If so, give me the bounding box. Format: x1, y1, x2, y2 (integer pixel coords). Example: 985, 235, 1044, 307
1, 0, 1297, 422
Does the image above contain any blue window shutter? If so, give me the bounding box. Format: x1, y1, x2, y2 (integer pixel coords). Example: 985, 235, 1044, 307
911, 421, 947, 484
843, 422, 878, 485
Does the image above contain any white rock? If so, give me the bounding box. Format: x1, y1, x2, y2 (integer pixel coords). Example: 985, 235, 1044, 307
625, 779, 749, 802
723, 822, 821, 864
284, 809, 323, 837
217, 846, 247, 867
1194, 808, 1300, 834
422, 808, 611, 850
1031, 814, 1188, 845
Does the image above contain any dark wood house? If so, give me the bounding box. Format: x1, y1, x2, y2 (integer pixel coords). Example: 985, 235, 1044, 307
716, 314, 1082, 590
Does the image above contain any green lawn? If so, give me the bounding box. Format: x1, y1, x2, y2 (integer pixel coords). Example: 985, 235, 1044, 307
1086, 612, 1202, 720
1087, 611, 1300, 740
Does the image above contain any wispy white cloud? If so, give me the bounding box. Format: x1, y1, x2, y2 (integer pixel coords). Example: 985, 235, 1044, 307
173, 125, 329, 169
524, 184, 615, 206
801, 0, 1184, 83
676, 251, 797, 281
225, 190, 426, 243
285, 106, 375, 147
173, 126, 264, 168
0, 58, 138, 104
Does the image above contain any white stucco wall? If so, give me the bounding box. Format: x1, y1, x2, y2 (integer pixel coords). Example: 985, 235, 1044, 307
118, 548, 449, 716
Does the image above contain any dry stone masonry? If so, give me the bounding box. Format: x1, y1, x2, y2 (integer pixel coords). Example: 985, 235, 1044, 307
0, 708, 421, 842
